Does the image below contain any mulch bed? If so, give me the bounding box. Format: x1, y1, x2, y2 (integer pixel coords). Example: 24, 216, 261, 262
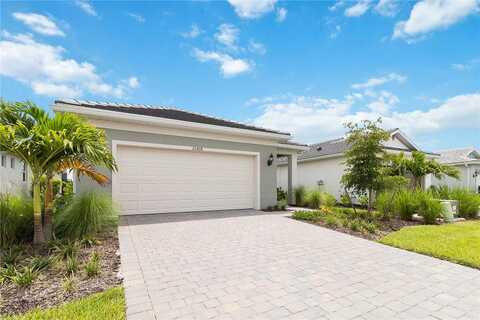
0, 231, 122, 316
312, 217, 420, 241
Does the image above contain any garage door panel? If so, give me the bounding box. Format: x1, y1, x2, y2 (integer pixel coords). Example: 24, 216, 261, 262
115, 145, 257, 215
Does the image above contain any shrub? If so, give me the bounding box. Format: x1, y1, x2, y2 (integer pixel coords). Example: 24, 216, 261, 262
375, 192, 395, 220
62, 276, 77, 293
292, 210, 321, 221
394, 190, 418, 221
349, 219, 361, 232
449, 188, 480, 219
80, 237, 100, 248
0, 193, 33, 247
417, 193, 444, 225
65, 256, 79, 275
1, 245, 23, 267
10, 266, 36, 287
55, 191, 118, 240
305, 189, 322, 209
294, 186, 307, 206
0, 264, 16, 285
320, 192, 336, 208
360, 221, 378, 234
28, 256, 52, 272
339, 193, 351, 207
53, 241, 80, 260
324, 215, 342, 228
85, 251, 101, 278
277, 187, 287, 201
277, 199, 287, 210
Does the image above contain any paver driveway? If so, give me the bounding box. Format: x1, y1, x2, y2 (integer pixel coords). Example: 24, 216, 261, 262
119, 210, 480, 320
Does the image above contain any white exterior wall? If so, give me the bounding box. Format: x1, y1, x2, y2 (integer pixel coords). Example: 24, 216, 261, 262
278, 156, 346, 199
0, 152, 29, 194
431, 163, 480, 193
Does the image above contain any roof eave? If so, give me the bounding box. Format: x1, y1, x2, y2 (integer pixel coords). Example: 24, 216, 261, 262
53, 102, 292, 142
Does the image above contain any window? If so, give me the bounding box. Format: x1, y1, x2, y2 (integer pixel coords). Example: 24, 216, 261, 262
22, 162, 27, 182
11, 157, 15, 169
1, 155, 5, 167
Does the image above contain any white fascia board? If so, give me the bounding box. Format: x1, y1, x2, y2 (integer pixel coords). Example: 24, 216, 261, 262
390, 129, 420, 151
277, 153, 344, 166
53, 102, 291, 142
445, 160, 480, 166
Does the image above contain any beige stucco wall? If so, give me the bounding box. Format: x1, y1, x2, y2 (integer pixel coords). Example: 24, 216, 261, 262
278, 156, 346, 199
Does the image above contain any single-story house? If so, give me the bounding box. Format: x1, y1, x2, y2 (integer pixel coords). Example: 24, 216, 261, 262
0, 151, 30, 194
53, 99, 307, 215
277, 129, 439, 200
431, 148, 480, 193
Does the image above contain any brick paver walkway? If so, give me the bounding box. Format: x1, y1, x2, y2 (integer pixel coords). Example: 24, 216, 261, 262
118, 211, 480, 320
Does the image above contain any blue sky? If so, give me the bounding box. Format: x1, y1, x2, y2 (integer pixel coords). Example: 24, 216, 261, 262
1, 0, 479, 151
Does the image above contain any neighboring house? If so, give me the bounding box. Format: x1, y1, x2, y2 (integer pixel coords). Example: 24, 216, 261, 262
277, 129, 439, 200
53, 99, 307, 215
0, 151, 30, 194
431, 148, 480, 193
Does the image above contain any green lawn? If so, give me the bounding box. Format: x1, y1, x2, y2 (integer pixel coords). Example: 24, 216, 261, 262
4, 287, 125, 320
380, 221, 480, 269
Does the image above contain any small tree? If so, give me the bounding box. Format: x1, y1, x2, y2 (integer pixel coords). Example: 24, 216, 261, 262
341, 119, 390, 213
387, 151, 459, 188
0, 101, 116, 243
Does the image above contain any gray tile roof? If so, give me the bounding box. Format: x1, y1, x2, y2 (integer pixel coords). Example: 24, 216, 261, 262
55, 99, 290, 136
279, 129, 437, 164
436, 147, 480, 164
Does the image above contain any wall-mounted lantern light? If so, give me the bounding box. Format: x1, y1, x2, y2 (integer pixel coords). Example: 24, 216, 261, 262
267, 153, 274, 166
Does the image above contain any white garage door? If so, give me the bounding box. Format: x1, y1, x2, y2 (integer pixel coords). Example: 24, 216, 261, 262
114, 145, 257, 215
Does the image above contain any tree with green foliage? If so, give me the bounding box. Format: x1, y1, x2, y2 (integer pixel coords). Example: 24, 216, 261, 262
387, 151, 459, 188
0, 101, 116, 243
341, 119, 390, 213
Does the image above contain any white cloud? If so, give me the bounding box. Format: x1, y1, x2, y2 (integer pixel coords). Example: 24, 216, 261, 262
0, 31, 137, 98
248, 40, 266, 55
192, 48, 252, 77
345, 0, 372, 17
351, 73, 407, 89
374, 0, 400, 17
13, 13, 65, 37
75, 0, 97, 16
228, 0, 277, 19
276, 7, 287, 22
451, 58, 480, 71
31, 82, 81, 97
329, 1, 347, 11
330, 25, 342, 39
252, 93, 480, 143
215, 24, 240, 50
367, 90, 399, 114
181, 24, 201, 38
126, 76, 140, 88
393, 0, 479, 41
452, 63, 470, 71
127, 12, 145, 23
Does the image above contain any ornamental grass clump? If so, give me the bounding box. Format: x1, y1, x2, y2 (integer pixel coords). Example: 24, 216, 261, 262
55, 191, 118, 240
0, 194, 33, 247
417, 192, 444, 225
394, 189, 419, 221
294, 186, 307, 206
305, 189, 322, 209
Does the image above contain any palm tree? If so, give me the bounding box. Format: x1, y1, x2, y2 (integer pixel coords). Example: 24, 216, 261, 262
387, 151, 459, 188
43, 156, 111, 240
0, 101, 116, 243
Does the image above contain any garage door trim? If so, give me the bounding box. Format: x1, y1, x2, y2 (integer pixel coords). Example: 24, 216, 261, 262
111, 140, 261, 213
